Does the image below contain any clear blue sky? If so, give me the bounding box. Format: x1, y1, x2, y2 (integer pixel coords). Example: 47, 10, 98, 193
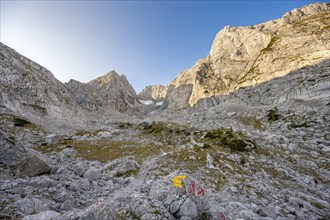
0, 0, 326, 93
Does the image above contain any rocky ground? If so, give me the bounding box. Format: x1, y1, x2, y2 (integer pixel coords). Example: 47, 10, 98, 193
1, 58, 329, 220
0, 94, 329, 219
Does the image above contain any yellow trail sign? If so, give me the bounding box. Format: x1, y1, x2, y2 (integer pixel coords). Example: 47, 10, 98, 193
172, 175, 186, 188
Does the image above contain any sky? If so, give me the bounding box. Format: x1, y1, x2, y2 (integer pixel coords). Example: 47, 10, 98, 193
0, 0, 326, 93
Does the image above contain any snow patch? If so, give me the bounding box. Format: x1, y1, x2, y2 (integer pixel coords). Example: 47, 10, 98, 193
140, 100, 154, 105
156, 101, 164, 106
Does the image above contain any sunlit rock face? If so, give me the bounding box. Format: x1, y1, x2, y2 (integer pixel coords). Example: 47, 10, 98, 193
138, 85, 168, 102
164, 2, 330, 110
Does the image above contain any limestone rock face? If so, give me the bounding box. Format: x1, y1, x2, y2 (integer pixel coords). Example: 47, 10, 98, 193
65, 70, 140, 113
164, 2, 330, 110
163, 84, 193, 112
138, 85, 168, 101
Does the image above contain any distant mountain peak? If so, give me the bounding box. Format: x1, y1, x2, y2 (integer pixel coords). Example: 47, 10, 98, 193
64, 69, 140, 113
89, 70, 121, 85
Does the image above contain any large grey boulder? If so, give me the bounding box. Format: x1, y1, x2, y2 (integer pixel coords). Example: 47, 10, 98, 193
169, 199, 184, 214
73, 163, 88, 177
79, 201, 117, 220
129, 193, 175, 220
0, 131, 30, 166
15, 154, 51, 177
176, 198, 198, 219
22, 211, 60, 220
116, 159, 140, 176
83, 167, 101, 181
13, 198, 49, 215
0, 131, 51, 177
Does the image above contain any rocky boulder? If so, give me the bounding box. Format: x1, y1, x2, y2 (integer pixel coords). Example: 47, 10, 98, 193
175, 198, 198, 219
116, 159, 140, 176
129, 193, 174, 220
80, 201, 117, 220
83, 167, 101, 181
0, 130, 51, 177
22, 210, 60, 220
14, 154, 51, 177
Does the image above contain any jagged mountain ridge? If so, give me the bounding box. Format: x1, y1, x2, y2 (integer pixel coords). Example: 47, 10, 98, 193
160, 2, 330, 111
65, 70, 140, 113
0, 43, 142, 132
1, 3, 329, 126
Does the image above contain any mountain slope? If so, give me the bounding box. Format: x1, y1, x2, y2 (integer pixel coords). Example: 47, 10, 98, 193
0, 43, 142, 132
0, 42, 88, 131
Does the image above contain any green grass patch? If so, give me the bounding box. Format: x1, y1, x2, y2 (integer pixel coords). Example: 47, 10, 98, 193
238, 116, 265, 131
13, 118, 31, 127
199, 128, 256, 152
260, 36, 279, 54
22, 103, 47, 114
115, 122, 133, 129
263, 167, 292, 181
311, 201, 325, 210
74, 129, 109, 137
34, 139, 165, 164
267, 107, 281, 122
290, 121, 309, 129
141, 121, 190, 145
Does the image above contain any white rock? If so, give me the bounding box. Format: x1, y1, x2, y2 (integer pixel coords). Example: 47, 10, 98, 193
22, 210, 60, 220
83, 167, 101, 181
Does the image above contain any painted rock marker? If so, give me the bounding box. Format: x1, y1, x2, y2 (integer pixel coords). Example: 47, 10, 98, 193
172, 175, 186, 188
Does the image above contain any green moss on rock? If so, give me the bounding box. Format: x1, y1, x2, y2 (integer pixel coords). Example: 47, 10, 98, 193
267, 107, 281, 122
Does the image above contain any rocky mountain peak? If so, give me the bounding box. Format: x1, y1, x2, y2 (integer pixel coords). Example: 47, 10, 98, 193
66, 79, 83, 87
163, 2, 330, 110
64, 70, 140, 114
89, 70, 119, 85
88, 70, 137, 96
282, 2, 329, 23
